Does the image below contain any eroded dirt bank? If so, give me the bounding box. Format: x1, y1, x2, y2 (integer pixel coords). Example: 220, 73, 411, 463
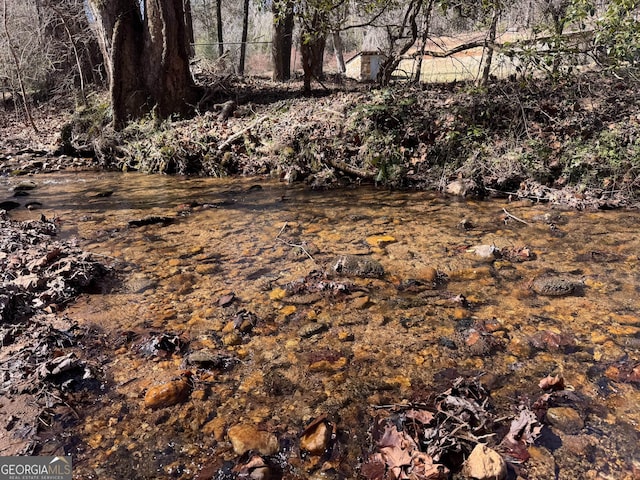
2, 72, 640, 210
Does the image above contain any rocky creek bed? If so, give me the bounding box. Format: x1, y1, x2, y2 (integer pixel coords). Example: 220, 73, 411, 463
1, 172, 640, 479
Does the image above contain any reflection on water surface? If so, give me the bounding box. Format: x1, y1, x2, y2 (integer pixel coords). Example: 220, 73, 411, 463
2, 172, 640, 479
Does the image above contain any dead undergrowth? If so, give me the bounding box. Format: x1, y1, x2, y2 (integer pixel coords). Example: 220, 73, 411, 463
2, 71, 640, 209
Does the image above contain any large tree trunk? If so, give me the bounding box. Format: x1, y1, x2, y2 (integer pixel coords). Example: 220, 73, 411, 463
271, 0, 294, 81
90, 0, 197, 129
238, 0, 250, 75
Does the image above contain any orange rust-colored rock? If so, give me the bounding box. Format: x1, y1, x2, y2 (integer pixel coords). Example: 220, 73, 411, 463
144, 375, 191, 409
300, 417, 332, 455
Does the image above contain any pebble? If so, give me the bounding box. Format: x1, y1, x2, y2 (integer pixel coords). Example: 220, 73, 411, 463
462, 443, 507, 480
415, 266, 438, 283
298, 322, 328, 338
125, 273, 157, 294
300, 419, 331, 454
352, 295, 370, 309
143, 376, 191, 409
468, 244, 501, 261
13, 180, 38, 191
526, 446, 557, 478
227, 424, 279, 455
546, 407, 584, 434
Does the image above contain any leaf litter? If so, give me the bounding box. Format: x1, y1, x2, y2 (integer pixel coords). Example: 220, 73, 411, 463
0, 210, 111, 455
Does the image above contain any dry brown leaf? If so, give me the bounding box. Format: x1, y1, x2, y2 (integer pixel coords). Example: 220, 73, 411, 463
405, 409, 435, 425
409, 452, 450, 480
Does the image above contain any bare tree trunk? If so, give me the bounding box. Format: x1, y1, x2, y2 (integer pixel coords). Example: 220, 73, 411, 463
378, 0, 422, 86
216, 0, 224, 57
271, 0, 294, 81
332, 31, 346, 73
301, 32, 326, 93
2, 0, 38, 133
184, 0, 195, 58
110, 0, 145, 128
480, 3, 500, 86
51, 5, 87, 105
412, 0, 435, 84
90, 0, 197, 130
238, 0, 250, 75
144, 0, 196, 119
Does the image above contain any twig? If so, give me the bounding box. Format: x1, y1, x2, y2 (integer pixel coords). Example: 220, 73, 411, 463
275, 222, 288, 240
274, 222, 315, 261
502, 208, 530, 226
217, 114, 269, 151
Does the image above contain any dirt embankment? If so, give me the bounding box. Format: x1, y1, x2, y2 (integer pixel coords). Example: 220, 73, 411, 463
2, 71, 640, 209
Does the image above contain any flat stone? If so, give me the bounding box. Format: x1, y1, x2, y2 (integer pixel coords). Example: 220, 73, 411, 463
298, 322, 328, 338
546, 407, 584, 434
365, 235, 397, 247
332, 254, 384, 278
462, 443, 507, 480
532, 276, 583, 296
227, 424, 279, 456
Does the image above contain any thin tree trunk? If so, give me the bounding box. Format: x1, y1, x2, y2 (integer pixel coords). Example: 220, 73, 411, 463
480, 3, 499, 86
216, 0, 224, 57
238, 0, 250, 75
2, 0, 38, 133
184, 0, 195, 58
51, 5, 87, 105
412, 0, 435, 84
301, 32, 326, 93
332, 31, 346, 73
378, 0, 422, 86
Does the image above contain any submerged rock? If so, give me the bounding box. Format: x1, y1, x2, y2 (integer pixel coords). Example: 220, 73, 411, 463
532, 275, 583, 296
546, 407, 584, 434
143, 374, 191, 409
227, 424, 279, 456
332, 254, 384, 278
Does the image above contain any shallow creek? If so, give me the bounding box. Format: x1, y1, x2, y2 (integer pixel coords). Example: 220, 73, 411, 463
2, 172, 640, 479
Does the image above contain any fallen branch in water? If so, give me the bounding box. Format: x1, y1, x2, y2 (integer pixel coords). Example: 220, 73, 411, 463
502, 208, 530, 226
275, 222, 315, 261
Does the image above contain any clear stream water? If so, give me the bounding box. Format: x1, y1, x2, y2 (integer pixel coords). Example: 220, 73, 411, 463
2, 172, 640, 479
